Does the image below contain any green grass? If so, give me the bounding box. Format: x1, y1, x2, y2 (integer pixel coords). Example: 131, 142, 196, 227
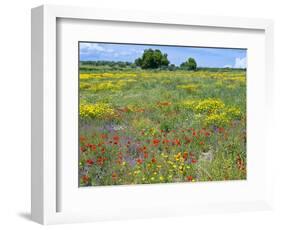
79, 69, 246, 186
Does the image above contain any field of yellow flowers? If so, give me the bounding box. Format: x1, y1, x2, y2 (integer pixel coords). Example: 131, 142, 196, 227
79, 70, 246, 186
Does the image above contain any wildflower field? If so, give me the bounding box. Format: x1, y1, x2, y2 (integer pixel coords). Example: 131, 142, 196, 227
79, 69, 246, 186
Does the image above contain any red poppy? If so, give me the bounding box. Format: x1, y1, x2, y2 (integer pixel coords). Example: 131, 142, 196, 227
97, 157, 105, 166
151, 157, 157, 163
205, 132, 211, 137
100, 134, 108, 139
199, 129, 204, 134
191, 158, 197, 164
137, 158, 143, 164
218, 127, 224, 133
162, 139, 170, 144
80, 146, 86, 152
112, 172, 117, 180
113, 135, 120, 142
236, 154, 245, 171
199, 141, 204, 145
82, 175, 90, 183
90, 144, 96, 151
173, 139, 181, 146
86, 159, 94, 165
183, 152, 188, 160
144, 152, 149, 159
80, 136, 86, 142
192, 131, 197, 136
152, 139, 160, 146
186, 175, 193, 182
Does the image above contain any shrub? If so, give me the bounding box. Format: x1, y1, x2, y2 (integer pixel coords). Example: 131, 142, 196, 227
135, 49, 170, 69
180, 58, 197, 71
195, 98, 225, 113
204, 112, 230, 127
225, 106, 242, 119
80, 103, 115, 119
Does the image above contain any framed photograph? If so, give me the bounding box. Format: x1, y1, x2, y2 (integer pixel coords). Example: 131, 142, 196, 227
31, 5, 274, 225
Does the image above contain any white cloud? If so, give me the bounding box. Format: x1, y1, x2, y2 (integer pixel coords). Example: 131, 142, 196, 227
80, 43, 105, 54
80, 43, 118, 55
234, 57, 247, 69
80, 43, 147, 61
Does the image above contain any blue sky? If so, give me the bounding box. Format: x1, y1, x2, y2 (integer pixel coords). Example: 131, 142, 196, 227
80, 42, 247, 68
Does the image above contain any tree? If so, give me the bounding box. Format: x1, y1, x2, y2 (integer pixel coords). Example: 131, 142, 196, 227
134, 57, 142, 67
180, 57, 197, 71
135, 49, 170, 69
168, 64, 177, 71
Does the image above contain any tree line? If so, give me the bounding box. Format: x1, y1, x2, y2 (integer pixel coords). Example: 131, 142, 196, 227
81, 49, 200, 70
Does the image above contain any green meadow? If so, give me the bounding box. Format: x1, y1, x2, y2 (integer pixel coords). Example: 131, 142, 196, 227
79, 68, 246, 186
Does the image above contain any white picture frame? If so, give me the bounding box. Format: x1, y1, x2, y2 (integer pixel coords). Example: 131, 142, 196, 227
31, 4, 274, 225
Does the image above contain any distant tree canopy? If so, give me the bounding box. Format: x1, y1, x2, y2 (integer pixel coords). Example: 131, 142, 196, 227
135, 49, 170, 69
180, 58, 197, 71
80, 55, 200, 71
80, 60, 133, 67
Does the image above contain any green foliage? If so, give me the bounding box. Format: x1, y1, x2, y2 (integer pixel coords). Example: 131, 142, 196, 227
180, 57, 197, 70
168, 64, 177, 71
135, 49, 170, 69
160, 120, 174, 132
79, 61, 135, 72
